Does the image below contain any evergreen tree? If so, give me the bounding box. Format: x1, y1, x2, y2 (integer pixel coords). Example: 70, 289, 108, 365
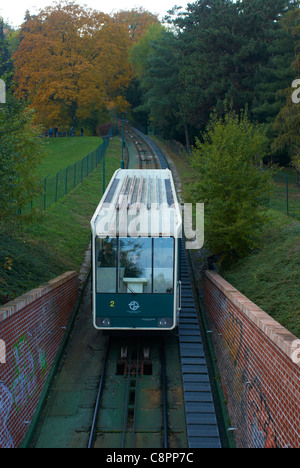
272, 5, 300, 174
137, 29, 185, 141
173, 0, 297, 134
130, 25, 189, 142
0, 19, 15, 88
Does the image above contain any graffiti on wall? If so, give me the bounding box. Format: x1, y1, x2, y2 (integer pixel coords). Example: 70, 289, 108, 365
246, 376, 279, 448
11, 335, 38, 412
0, 383, 14, 448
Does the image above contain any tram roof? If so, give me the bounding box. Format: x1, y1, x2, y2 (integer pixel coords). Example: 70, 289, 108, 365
91, 169, 182, 238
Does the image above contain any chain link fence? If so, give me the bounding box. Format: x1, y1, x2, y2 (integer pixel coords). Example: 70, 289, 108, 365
268, 171, 300, 221
156, 135, 300, 221
20, 127, 114, 215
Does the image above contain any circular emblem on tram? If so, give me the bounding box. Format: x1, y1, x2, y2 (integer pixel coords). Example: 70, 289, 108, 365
129, 301, 140, 311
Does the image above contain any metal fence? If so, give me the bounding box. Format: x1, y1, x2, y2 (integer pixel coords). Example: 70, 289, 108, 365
268, 171, 300, 220
21, 128, 114, 214
157, 135, 300, 220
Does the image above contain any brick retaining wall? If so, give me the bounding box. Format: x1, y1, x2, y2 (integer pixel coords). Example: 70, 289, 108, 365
204, 271, 300, 448
0, 272, 78, 448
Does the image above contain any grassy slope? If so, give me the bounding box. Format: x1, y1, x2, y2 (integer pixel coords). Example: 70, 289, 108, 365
0, 137, 122, 304
156, 138, 300, 338
37, 136, 102, 178
222, 211, 300, 337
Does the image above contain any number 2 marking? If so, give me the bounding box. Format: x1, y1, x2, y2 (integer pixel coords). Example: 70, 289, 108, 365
110, 301, 115, 308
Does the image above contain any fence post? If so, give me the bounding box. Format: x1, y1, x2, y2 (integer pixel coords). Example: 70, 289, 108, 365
281, 171, 289, 217
65, 166, 69, 195
44, 175, 50, 210
55, 170, 62, 202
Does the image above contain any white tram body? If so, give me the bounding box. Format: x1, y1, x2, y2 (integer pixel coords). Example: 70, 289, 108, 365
90, 169, 182, 331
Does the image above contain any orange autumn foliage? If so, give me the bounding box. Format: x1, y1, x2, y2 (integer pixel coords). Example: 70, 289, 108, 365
112, 8, 160, 43
13, 2, 154, 128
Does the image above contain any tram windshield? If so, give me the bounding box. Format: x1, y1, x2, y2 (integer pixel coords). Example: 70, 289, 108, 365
118, 238, 152, 293
96, 237, 174, 294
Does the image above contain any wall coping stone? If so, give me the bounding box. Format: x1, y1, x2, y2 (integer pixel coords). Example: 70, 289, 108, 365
0, 271, 77, 323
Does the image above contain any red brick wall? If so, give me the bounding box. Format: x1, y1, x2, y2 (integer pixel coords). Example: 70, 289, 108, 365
0, 272, 78, 448
204, 271, 300, 448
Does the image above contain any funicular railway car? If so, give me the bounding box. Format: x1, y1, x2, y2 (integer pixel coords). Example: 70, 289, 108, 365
90, 169, 182, 332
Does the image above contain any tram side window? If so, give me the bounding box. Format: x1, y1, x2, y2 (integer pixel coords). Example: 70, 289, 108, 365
96, 238, 117, 293
153, 238, 174, 294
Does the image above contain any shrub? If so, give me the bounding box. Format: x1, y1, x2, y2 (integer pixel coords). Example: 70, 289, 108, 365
186, 108, 275, 265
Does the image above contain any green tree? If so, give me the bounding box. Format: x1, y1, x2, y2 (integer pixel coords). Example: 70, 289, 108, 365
130, 26, 189, 143
173, 0, 297, 133
186, 107, 273, 265
0, 95, 46, 229
272, 5, 300, 174
130, 22, 165, 78
128, 23, 166, 130
0, 18, 14, 87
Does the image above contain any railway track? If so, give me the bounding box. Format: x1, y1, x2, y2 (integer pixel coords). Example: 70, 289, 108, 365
87, 336, 170, 449
118, 122, 159, 170
30, 126, 223, 449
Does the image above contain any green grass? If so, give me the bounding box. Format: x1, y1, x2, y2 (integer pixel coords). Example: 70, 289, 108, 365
222, 211, 300, 337
37, 136, 102, 178
0, 137, 122, 304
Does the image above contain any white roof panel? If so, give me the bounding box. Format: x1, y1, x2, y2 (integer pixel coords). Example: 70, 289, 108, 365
91, 169, 182, 238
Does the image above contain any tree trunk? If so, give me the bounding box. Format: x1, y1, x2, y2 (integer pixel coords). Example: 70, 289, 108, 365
184, 122, 190, 151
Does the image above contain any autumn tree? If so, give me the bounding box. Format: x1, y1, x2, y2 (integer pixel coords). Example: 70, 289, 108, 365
112, 8, 160, 43
13, 1, 134, 132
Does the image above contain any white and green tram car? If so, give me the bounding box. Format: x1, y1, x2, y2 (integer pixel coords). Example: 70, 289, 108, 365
90, 169, 182, 332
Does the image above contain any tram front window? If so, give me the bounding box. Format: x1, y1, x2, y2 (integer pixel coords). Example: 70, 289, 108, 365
96, 238, 117, 293
96, 237, 174, 294
118, 238, 152, 293
153, 238, 174, 293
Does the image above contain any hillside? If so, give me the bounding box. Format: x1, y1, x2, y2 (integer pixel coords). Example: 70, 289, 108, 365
0, 137, 122, 305
222, 211, 300, 337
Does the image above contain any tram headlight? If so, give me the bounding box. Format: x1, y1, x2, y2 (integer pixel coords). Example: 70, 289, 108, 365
158, 318, 172, 328
100, 317, 111, 327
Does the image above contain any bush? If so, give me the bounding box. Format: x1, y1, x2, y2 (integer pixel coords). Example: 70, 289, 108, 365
186, 108, 275, 265
97, 123, 112, 137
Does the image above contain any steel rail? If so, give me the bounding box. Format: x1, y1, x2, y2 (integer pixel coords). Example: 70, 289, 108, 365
131, 344, 141, 448
121, 345, 133, 448
160, 338, 168, 448
87, 337, 110, 449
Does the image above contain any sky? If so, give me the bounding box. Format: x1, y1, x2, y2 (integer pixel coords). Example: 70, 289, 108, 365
0, 0, 189, 28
